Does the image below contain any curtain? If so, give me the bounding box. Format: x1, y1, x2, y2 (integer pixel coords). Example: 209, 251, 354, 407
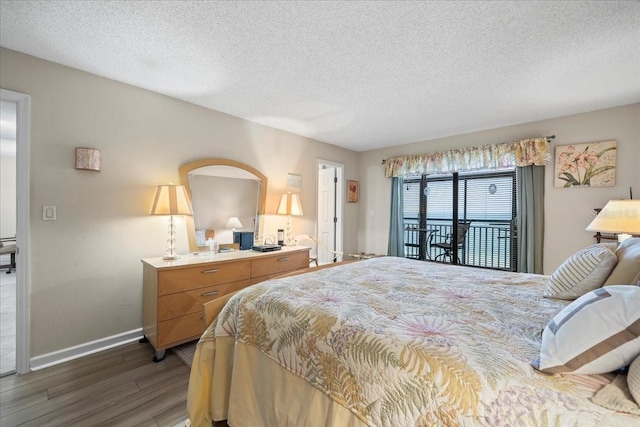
384, 137, 549, 178
516, 165, 545, 274
388, 177, 405, 257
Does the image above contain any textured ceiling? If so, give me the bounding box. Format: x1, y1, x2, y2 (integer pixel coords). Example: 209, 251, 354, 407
0, 1, 638, 152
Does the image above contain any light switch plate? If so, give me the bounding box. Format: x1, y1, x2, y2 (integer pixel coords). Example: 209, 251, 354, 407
43, 205, 56, 221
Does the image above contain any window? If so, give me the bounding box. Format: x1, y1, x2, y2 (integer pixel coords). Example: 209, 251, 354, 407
403, 168, 517, 271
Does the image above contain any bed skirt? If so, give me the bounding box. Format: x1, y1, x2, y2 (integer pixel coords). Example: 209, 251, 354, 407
187, 337, 367, 427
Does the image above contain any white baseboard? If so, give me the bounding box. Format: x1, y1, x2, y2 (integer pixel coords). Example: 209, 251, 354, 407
30, 328, 144, 371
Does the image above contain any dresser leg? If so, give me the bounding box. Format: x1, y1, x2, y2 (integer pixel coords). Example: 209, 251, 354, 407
139, 336, 165, 362
153, 350, 166, 362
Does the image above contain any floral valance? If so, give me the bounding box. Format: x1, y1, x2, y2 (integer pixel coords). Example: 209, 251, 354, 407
384, 137, 550, 178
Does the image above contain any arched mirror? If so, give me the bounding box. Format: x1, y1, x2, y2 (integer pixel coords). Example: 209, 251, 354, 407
179, 158, 268, 252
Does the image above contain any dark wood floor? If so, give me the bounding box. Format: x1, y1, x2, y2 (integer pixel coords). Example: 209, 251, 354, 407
0, 341, 191, 427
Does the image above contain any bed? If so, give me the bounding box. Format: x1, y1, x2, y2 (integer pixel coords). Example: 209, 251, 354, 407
186, 256, 640, 426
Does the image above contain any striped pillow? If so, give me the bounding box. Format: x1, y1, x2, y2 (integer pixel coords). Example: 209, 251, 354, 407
533, 285, 640, 374
544, 244, 617, 300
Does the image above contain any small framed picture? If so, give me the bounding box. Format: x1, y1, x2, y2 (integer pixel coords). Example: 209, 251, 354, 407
347, 180, 358, 203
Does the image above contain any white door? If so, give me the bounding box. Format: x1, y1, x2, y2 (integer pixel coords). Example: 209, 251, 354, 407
317, 161, 343, 264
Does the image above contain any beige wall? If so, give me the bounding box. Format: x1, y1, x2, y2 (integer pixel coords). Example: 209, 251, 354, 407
358, 103, 640, 274
0, 48, 359, 357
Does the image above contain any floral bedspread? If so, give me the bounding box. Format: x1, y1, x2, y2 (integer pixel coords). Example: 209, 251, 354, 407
201, 257, 638, 426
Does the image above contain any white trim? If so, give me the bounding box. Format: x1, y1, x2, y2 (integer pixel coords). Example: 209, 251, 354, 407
1, 88, 31, 374
30, 328, 144, 371
316, 159, 344, 262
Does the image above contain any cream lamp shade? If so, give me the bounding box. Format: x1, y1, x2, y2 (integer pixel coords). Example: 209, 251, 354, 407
277, 192, 303, 216
150, 184, 193, 260
225, 216, 243, 230
149, 184, 193, 216
586, 199, 640, 242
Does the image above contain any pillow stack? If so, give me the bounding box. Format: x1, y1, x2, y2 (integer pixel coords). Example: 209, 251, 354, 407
534, 285, 640, 375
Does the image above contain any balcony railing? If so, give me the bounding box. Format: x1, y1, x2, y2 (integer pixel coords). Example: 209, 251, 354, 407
403, 220, 516, 271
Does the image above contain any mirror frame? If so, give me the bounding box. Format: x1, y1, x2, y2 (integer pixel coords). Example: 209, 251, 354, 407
179, 158, 268, 252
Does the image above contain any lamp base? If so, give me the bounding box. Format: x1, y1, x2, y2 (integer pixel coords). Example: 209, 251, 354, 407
163, 215, 180, 260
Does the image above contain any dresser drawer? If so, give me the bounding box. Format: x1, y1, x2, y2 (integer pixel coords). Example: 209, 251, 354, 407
251, 250, 308, 278
157, 279, 250, 321
157, 312, 205, 348
158, 260, 250, 295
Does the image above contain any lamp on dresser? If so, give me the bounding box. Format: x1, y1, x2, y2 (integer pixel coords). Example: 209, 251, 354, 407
149, 184, 193, 260
277, 192, 303, 245
586, 199, 640, 243
225, 216, 243, 231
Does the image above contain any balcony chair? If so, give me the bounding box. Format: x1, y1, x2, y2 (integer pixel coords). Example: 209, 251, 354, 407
294, 234, 343, 266
428, 222, 471, 264
0, 237, 17, 274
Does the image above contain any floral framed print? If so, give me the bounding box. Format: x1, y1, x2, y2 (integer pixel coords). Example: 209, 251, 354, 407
554, 140, 616, 188
347, 180, 359, 203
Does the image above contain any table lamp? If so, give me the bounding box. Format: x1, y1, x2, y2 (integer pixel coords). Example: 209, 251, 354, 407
585, 199, 640, 243
150, 184, 193, 260
225, 217, 243, 231
277, 192, 303, 245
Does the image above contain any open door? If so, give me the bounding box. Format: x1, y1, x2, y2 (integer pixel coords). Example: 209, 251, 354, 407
317, 160, 343, 264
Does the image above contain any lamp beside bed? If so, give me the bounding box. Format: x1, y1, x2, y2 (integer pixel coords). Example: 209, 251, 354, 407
586, 199, 640, 243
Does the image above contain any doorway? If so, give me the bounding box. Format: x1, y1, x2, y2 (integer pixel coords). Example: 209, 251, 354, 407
1, 88, 31, 375
0, 99, 17, 375
316, 160, 344, 264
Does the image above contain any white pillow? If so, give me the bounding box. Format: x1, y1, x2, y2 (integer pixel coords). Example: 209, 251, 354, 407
534, 285, 640, 374
544, 244, 617, 300
630, 355, 640, 405
604, 238, 640, 286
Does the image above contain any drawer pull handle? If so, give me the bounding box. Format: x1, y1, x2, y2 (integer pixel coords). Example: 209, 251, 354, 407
277, 257, 290, 262
201, 290, 220, 297
202, 268, 219, 274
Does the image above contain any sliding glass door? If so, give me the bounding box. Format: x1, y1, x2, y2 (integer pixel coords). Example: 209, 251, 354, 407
403, 168, 517, 271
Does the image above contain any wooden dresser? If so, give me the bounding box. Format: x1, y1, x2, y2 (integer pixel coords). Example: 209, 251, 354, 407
141, 246, 309, 361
